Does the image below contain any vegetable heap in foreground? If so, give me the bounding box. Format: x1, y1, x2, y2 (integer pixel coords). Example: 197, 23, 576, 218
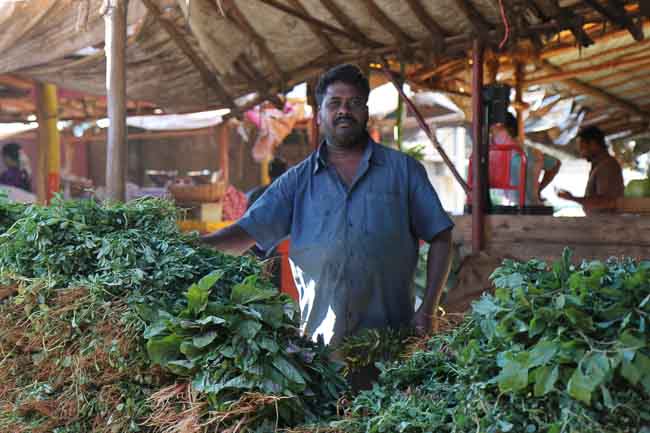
328, 250, 650, 433
0, 197, 345, 433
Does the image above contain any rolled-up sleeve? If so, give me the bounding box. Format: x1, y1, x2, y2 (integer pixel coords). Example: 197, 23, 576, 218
236, 171, 295, 251
407, 158, 454, 242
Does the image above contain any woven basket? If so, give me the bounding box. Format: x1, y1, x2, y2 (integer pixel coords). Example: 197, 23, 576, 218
169, 182, 226, 203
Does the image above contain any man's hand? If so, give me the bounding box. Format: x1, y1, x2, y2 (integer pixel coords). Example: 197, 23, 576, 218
556, 189, 575, 201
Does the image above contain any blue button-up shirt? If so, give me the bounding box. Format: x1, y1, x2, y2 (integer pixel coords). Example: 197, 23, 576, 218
238, 139, 453, 345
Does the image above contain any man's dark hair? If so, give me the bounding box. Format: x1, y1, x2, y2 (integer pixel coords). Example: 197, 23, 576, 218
2, 142, 21, 163
578, 126, 606, 148
315, 64, 370, 108
269, 157, 288, 180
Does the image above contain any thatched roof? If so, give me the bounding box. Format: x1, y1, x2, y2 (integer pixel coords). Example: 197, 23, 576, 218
0, 0, 647, 139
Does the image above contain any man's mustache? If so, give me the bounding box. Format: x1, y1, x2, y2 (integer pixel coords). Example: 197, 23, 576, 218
334, 116, 356, 125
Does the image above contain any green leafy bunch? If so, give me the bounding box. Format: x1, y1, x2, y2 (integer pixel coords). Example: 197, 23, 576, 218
144, 271, 346, 430
333, 249, 650, 433
0, 191, 25, 232
339, 327, 416, 376
0, 197, 260, 298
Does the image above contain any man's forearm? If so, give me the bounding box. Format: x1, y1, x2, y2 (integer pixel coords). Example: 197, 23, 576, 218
200, 224, 256, 256
419, 229, 453, 316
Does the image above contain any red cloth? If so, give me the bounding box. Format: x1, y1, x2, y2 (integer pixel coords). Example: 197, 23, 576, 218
222, 185, 248, 221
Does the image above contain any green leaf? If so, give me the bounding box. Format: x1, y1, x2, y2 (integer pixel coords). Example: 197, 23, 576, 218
583, 352, 610, 387
497, 358, 528, 392
143, 320, 168, 339
231, 276, 277, 305
567, 367, 595, 404
528, 340, 558, 368
196, 315, 226, 326
180, 341, 205, 360
273, 356, 306, 385
146, 334, 183, 366
259, 338, 279, 354
198, 271, 223, 290
193, 330, 218, 348
236, 319, 262, 340
621, 359, 642, 385
187, 283, 209, 316
533, 365, 558, 397
601, 385, 615, 409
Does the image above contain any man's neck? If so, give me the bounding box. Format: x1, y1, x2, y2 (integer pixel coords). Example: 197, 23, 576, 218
325, 137, 367, 158
591, 151, 609, 166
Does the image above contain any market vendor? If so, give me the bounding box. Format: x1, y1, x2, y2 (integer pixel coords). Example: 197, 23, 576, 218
0, 142, 31, 192
557, 126, 623, 214
202, 64, 453, 347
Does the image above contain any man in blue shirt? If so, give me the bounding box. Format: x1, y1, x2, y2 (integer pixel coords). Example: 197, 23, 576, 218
202, 64, 453, 348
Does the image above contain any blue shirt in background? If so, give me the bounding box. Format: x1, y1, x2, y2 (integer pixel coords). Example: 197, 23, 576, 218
237, 139, 453, 345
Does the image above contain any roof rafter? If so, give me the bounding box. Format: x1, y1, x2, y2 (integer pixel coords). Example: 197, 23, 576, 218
140, 0, 236, 110
319, 0, 377, 47
286, 0, 341, 53
527, 53, 650, 85
453, 0, 491, 36
233, 54, 284, 108
546, 0, 595, 46
583, 0, 644, 41
257, 0, 383, 48
404, 0, 446, 48
220, 0, 285, 84
360, 0, 414, 44
535, 59, 648, 121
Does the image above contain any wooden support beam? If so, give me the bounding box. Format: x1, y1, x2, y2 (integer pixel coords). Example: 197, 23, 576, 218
404, 0, 446, 48
361, 0, 414, 44
535, 59, 648, 121
454, 0, 491, 36
218, 122, 230, 185
642, 0, 650, 18
526, 53, 650, 85
380, 61, 470, 194
557, 37, 650, 70
222, 0, 285, 83
104, 0, 128, 202
471, 39, 486, 254
257, 0, 382, 47
234, 55, 284, 108
141, 0, 236, 110
583, 0, 643, 41
35, 82, 61, 204
286, 0, 340, 53
589, 59, 650, 86
546, 1, 594, 46
319, 0, 378, 48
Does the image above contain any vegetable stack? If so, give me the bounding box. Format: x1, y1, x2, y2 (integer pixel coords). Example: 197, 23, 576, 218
331, 250, 650, 433
0, 197, 345, 433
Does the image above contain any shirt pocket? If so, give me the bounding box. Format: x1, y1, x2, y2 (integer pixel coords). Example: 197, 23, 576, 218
364, 192, 403, 237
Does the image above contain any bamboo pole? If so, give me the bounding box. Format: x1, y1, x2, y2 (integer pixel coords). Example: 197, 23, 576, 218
103, 0, 128, 202
471, 40, 485, 254
34, 82, 61, 204
218, 122, 230, 185
380, 61, 470, 194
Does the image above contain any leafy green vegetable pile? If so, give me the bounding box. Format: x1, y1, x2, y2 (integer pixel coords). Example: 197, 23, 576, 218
0, 197, 345, 433
330, 250, 650, 433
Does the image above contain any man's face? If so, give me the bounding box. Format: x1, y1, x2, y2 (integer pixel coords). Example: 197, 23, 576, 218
578, 138, 599, 162
318, 81, 368, 148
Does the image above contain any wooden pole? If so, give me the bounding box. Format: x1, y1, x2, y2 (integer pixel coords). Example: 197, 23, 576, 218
380, 62, 470, 194
104, 0, 128, 202
307, 80, 319, 149
395, 61, 405, 151
514, 61, 526, 143
218, 122, 230, 185
34, 82, 61, 203
471, 39, 486, 254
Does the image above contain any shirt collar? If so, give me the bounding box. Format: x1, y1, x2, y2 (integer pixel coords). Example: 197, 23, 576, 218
313, 137, 385, 175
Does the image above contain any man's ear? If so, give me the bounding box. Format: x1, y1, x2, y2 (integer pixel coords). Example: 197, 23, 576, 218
316, 109, 321, 126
